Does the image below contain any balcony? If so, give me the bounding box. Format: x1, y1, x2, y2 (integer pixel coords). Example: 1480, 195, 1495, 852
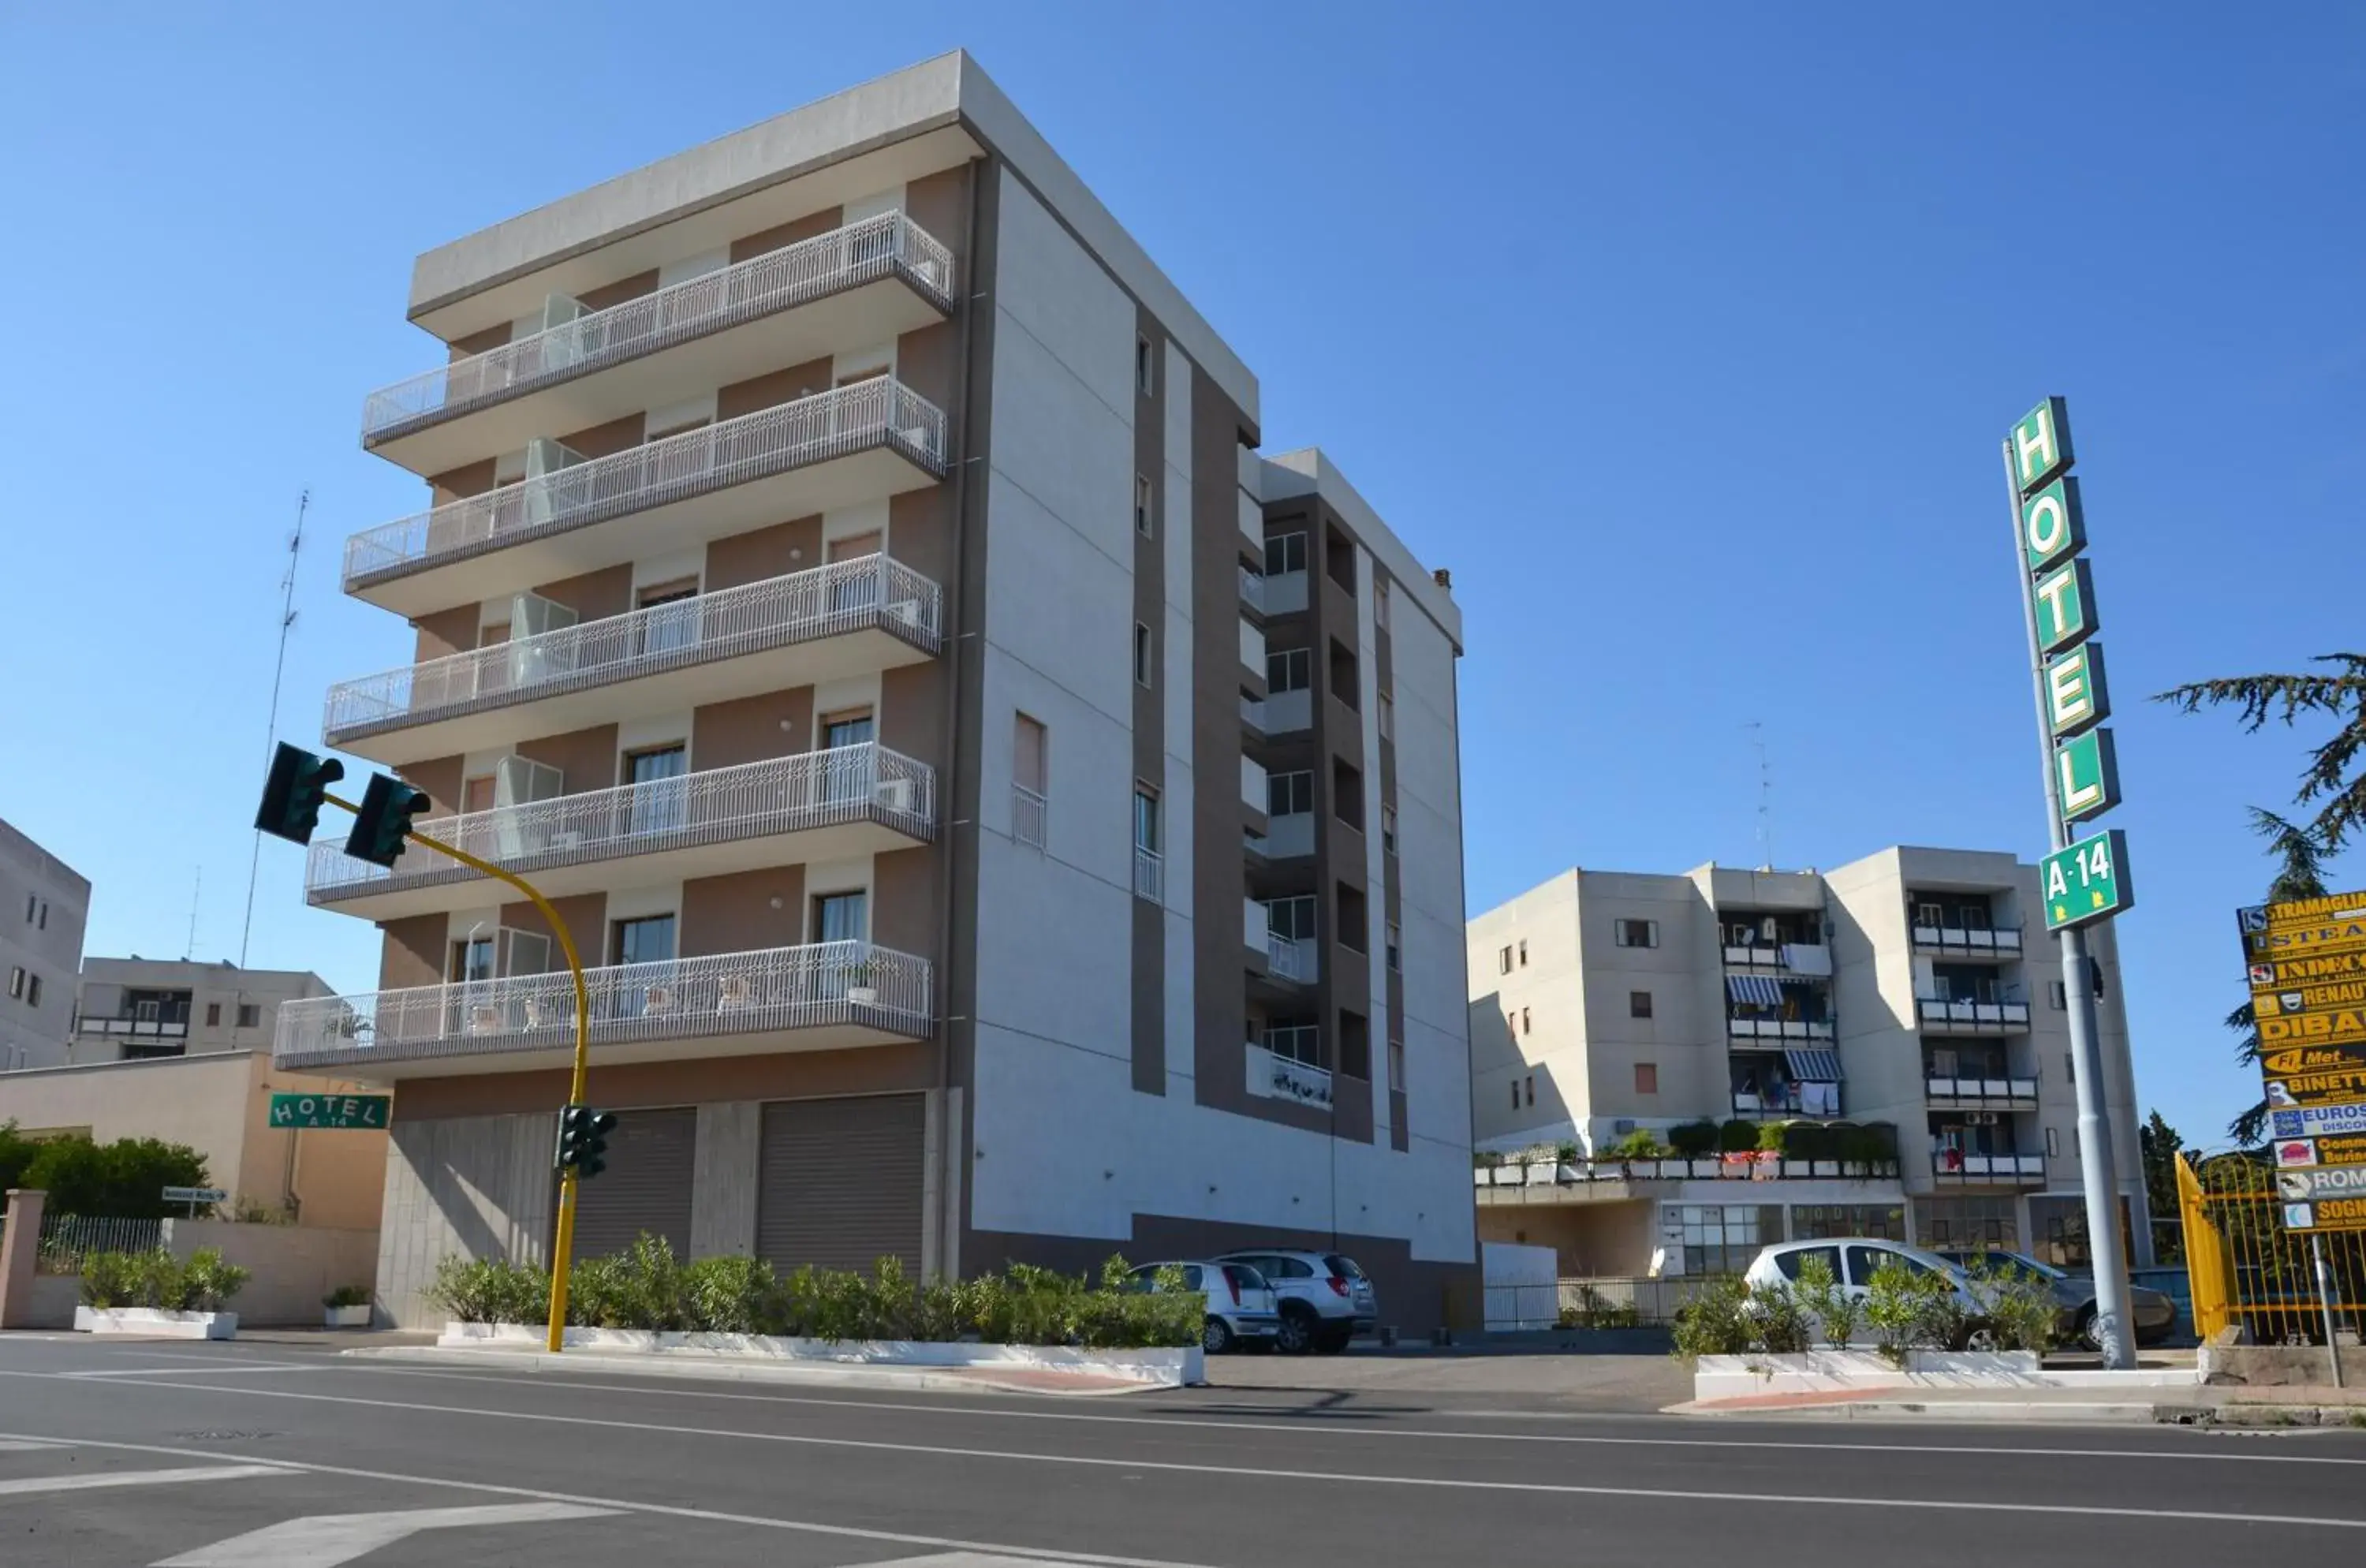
360, 212, 956, 474
273, 940, 930, 1081
1926, 1076, 2040, 1111
1722, 941, 1832, 976
342, 378, 949, 616
1932, 1152, 2047, 1185
1917, 998, 2032, 1035
1254, 688, 1312, 735
1263, 811, 1315, 861
1134, 847, 1164, 902
304, 746, 935, 920
1239, 618, 1266, 683
73, 1017, 190, 1044
1263, 569, 1309, 617
1237, 567, 1267, 622
1731, 1088, 1845, 1118
1267, 931, 1315, 984
323, 557, 941, 764
1913, 924, 2025, 959
1477, 1151, 1902, 1193
1241, 755, 1267, 819
1726, 1017, 1836, 1043
1245, 1041, 1333, 1110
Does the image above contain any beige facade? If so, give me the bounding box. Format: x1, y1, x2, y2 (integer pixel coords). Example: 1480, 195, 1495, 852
287, 51, 1474, 1327
0, 1049, 386, 1230
0, 817, 89, 1073
1468, 846, 2150, 1272
69, 958, 331, 1066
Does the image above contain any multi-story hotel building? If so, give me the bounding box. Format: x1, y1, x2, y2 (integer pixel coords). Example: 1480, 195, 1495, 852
1467, 847, 2150, 1278
278, 53, 1475, 1327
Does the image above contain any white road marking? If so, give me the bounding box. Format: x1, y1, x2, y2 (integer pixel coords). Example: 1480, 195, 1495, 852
0, 1464, 289, 1499
153, 1501, 614, 1567
10, 1374, 2366, 1533
145, 1359, 2366, 1469
69, 1363, 314, 1379
0, 1439, 61, 1452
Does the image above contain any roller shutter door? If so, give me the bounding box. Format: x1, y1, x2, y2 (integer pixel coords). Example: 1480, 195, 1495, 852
756, 1095, 924, 1275
569, 1107, 696, 1260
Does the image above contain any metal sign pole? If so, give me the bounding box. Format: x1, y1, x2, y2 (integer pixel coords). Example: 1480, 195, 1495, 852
2312, 1234, 2345, 1387
2003, 436, 2136, 1370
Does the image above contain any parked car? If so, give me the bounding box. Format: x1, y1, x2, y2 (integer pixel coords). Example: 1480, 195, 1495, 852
2128, 1264, 2193, 1342
1935, 1249, 2178, 1348
1215, 1249, 1377, 1354
1745, 1238, 1989, 1347
1126, 1260, 1279, 1354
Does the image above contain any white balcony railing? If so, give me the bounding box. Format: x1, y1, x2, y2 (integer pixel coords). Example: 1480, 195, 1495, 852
344, 377, 949, 585
324, 555, 942, 741
1012, 782, 1047, 849
1134, 847, 1163, 902
1917, 999, 2032, 1031
1245, 1042, 1333, 1109
1934, 1152, 2047, 1181
1726, 1017, 1836, 1042
1925, 1076, 2040, 1103
305, 745, 934, 900
362, 212, 955, 437
1237, 567, 1265, 616
274, 940, 930, 1069
1912, 925, 2025, 955
1267, 930, 1314, 984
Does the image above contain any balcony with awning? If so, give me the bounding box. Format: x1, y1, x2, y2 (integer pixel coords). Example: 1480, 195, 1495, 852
1724, 973, 1834, 1043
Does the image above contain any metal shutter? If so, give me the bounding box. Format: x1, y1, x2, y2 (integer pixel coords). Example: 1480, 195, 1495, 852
569, 1107, 697, 1261
755, 1095, 924, 1275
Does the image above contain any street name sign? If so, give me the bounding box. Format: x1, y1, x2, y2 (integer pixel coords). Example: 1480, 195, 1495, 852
161, 1186, 228, 1204
269, 1093, 390, 1131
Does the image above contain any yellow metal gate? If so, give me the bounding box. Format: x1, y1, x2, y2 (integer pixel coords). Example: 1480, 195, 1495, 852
2178, 1151, 2366, 1343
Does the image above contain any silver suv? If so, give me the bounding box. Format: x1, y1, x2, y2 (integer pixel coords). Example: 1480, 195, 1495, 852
1215, 1249, 1377, 1354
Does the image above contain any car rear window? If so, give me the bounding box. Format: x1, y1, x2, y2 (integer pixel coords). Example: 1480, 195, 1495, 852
1223, 1264, 1268, 1291
1323, 1255, 1367, 1281
1773, 1245, 1841, 1282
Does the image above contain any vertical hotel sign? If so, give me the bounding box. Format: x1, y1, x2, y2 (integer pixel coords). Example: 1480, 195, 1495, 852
2012, 399, 2134, 928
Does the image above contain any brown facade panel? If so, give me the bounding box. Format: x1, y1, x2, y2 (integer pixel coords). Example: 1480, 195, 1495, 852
398, 756, 465, 819
691, 686, 813, 772
450, 323, 509, 360
704, 514, 823, 591
1188, 367, 1252, 1118
680, 865, 806, 958
557, 411, 647, 461
903, 167, 968, 263
895, 319, 959, 420
870, 845, 936, 959
574, 269, 661, 314
1129, 308, 1165, 1097
886, 487, 952, 586
378, 915, 445, 994
531, 562, 633, 623
729, 207, 844, 265
389, 1041, 937, 1122
430, 457, 498, 506
717, 356, 834, 423
878, 663, 942, 768
500, 892, 608, 963
411, 603, 479, 665
517, 723, 621, 796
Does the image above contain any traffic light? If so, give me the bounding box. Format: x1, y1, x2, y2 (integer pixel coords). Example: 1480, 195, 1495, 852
255, 743, 345, 846
343, 771, 431, 868
557, 1104, 617, 1179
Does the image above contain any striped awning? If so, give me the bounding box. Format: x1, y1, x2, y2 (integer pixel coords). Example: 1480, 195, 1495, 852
1786, 1048, 1843, 1083
1727, 974, 1784, 1006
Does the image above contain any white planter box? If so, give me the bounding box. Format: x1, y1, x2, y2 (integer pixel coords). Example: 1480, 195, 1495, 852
1692, 1349, 2195, 1402
325, 1304, 372, 1327
83, 1308, 238, 1341
438, 1321, 1203, 1387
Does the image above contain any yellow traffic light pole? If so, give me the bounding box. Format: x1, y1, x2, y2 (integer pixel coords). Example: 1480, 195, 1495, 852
323, 792, 592, 1353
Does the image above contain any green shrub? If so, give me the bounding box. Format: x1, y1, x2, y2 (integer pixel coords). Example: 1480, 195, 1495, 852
128, 1249, 185, 1310
1670, 1275, 1755, 1361
1751, 1279, 1814, 1353
24, 1137, 211, 1219
1862, 1257, 1924, 1365
684, 1255, 774, 1334
1756, 1120, 1790, 1154
1718, 1118, 1760, 1154
1666, 1120, 1719, 1157
1606, 1129, 1666, 1160
323, 1285, 371, 1309
78, 1250, 133, 1309
1908, 1269, 1975, 1352
424, 1256, 550, 1324
1958, 1253, 2056, 1353
1792, 1253, 1859, 1349
179, 1249, 249, 1312
1559, 1282, 1644, 1330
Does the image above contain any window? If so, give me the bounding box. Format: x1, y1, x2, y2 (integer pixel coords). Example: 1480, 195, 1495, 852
1378, 690, 1394, 741
1795, 1204, 1906, 1242
1634, 1062, 1659, 1095
1387, 1036, 1405, 1090
1386, 922, 1401, 973
1498, 946, 1513, 975
1267, 1018, 1323, 1066
626, 742, 690, 830
1324, 523, 1357, 593
1134, 622, 1154, 687
1511, 1081, 1521, 1111
635, 578, 701, 655
1845, 1243, 1929, 1288
2045, 1126, 2061, 1158
1519, 1006, 1530, 1035
1134, 473, 1153, 536
1268, 894, 1317, 942
1382, 805, 1398, 857
1338, 1011, 1371, 1079
1524, 1073, 1535, 1107
21, 895, 32, 923
1268, 770, 1314, 816
1263, 532, 1306, 577
1013, 713, 1048, 848
25, 975, 39, 1008
1679, 1205, 1785, 1275
1336, 883, 1368, 952
6, 967, 21, 999
1517, 939, 1528, 967
1267, 646, 1311, 693
1771, 1243, 1842, 1283
614, 913, 681, 965
205, 1002, 222, 1028
1374, 578, 1390, 629
34, 901, 45, 930
2065, 1051, 2076, 1084
2047, 980, 2066, 1010
236, 1002, 259, 1029
1331, 759, 1364, 830
1136, 335, 1154, 396
1327, 639, 1358, 709
1630, 990, 1654, 1019
1134, 787, 1162, 901
1614, 919, 1659, 949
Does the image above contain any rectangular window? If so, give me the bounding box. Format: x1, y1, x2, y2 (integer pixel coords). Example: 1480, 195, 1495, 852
1387, 1036, 1405, 1090
1635, 1062, 1659, 1095
1135, 622, 1154, 687
1324, 523, 1357, 593
1268, 894, 1317, 942
2047, 980, 2066, 1010
1267, 770, 1314, 816
1327, 639, 1359, 709
1263, 532, 1307, 577
1013, 712, 1048, 848
614, 913, 681, 965
1520, 1006, 1530, 1035
25, 975, 39, 1008
806, 893, 864, 946
21, 895, 32, 923
1267, 647, 1311, 693
236, 1002, 259, 1029
1381, 805, 1398, 857
1336, 884, 1368, 952
1498, 946, 1513, 975
1134, 473, 1153, 536
1136, 335, 1155, 396
206, 1002, 222, 1028
625, 742, 690, 831
1133, 788, 1162, 902
2045, 1126, 2061, 1158
1512, 1081, 1521, 1111
34, 901, 45, 930
1517, 939, 1528, 967
1374, 579, 1390, 629
1630, 990, 1654, 1019
1524, 1073, 1536, 1107
1331, 759, 1364, 831
1378, 690, 1394, 741
1614, 918, 1660, 949
6, 967, 21, 999
1386, 922, 1401, 973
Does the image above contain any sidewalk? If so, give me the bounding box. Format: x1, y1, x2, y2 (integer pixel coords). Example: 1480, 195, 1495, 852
345, 1342, 1168, 1397
1678, 1381, 2366, 1426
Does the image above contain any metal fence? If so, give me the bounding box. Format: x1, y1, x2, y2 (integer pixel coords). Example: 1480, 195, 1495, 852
2178, 1150, 2366, 1345
36, 1215, 165, 1275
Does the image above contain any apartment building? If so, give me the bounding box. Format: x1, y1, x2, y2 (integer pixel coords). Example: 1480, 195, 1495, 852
0, 819, 90, 1072
278, 52, 1475, 1327
1467, 847, 2148, 1279
69, 958, 333, 1066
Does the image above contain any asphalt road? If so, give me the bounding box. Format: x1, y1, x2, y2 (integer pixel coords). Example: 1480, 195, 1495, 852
2, 1335, 2364, 1566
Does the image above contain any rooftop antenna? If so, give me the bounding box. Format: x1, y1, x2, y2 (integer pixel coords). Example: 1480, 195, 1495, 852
1746, 720, 1774, 870
184, 867, 202, 961
241, 491, 309, 969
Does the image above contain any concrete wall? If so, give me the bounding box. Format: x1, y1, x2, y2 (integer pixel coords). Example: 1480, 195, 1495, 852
0, 817, 88, 1072
376, 1113, 552, 1327
157, 1218, 379, 1328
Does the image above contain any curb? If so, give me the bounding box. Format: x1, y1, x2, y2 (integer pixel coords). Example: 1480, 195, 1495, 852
342, 1344, 1178, 1398
1671, 1398, 2163, 1424
2157, 1404, 2366, 1429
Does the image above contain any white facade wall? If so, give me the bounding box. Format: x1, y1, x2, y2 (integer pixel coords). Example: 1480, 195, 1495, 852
0, 819, 88, 1073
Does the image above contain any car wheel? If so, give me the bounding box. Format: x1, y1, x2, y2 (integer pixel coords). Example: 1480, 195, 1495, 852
1202, 1316, 1236, 1356
1962, 1324, 2002, 1353
1314, 1323, 1353, 1355
1275, 1306, 1317, 1356
2074, 1307, 2101, 1352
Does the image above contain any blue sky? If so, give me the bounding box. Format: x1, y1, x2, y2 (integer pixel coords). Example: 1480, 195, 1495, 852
2, 4, 2359, 1144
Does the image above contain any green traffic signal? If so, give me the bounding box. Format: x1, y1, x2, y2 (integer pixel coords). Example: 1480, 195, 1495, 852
343, 771, 431, 868
255, 742, 345, 846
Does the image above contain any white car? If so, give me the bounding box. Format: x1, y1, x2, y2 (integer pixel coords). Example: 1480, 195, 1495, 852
1743, 1238, 1989, 1348
1127, 1260, 1280, 1353
1216, 1249, 1378, 1354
